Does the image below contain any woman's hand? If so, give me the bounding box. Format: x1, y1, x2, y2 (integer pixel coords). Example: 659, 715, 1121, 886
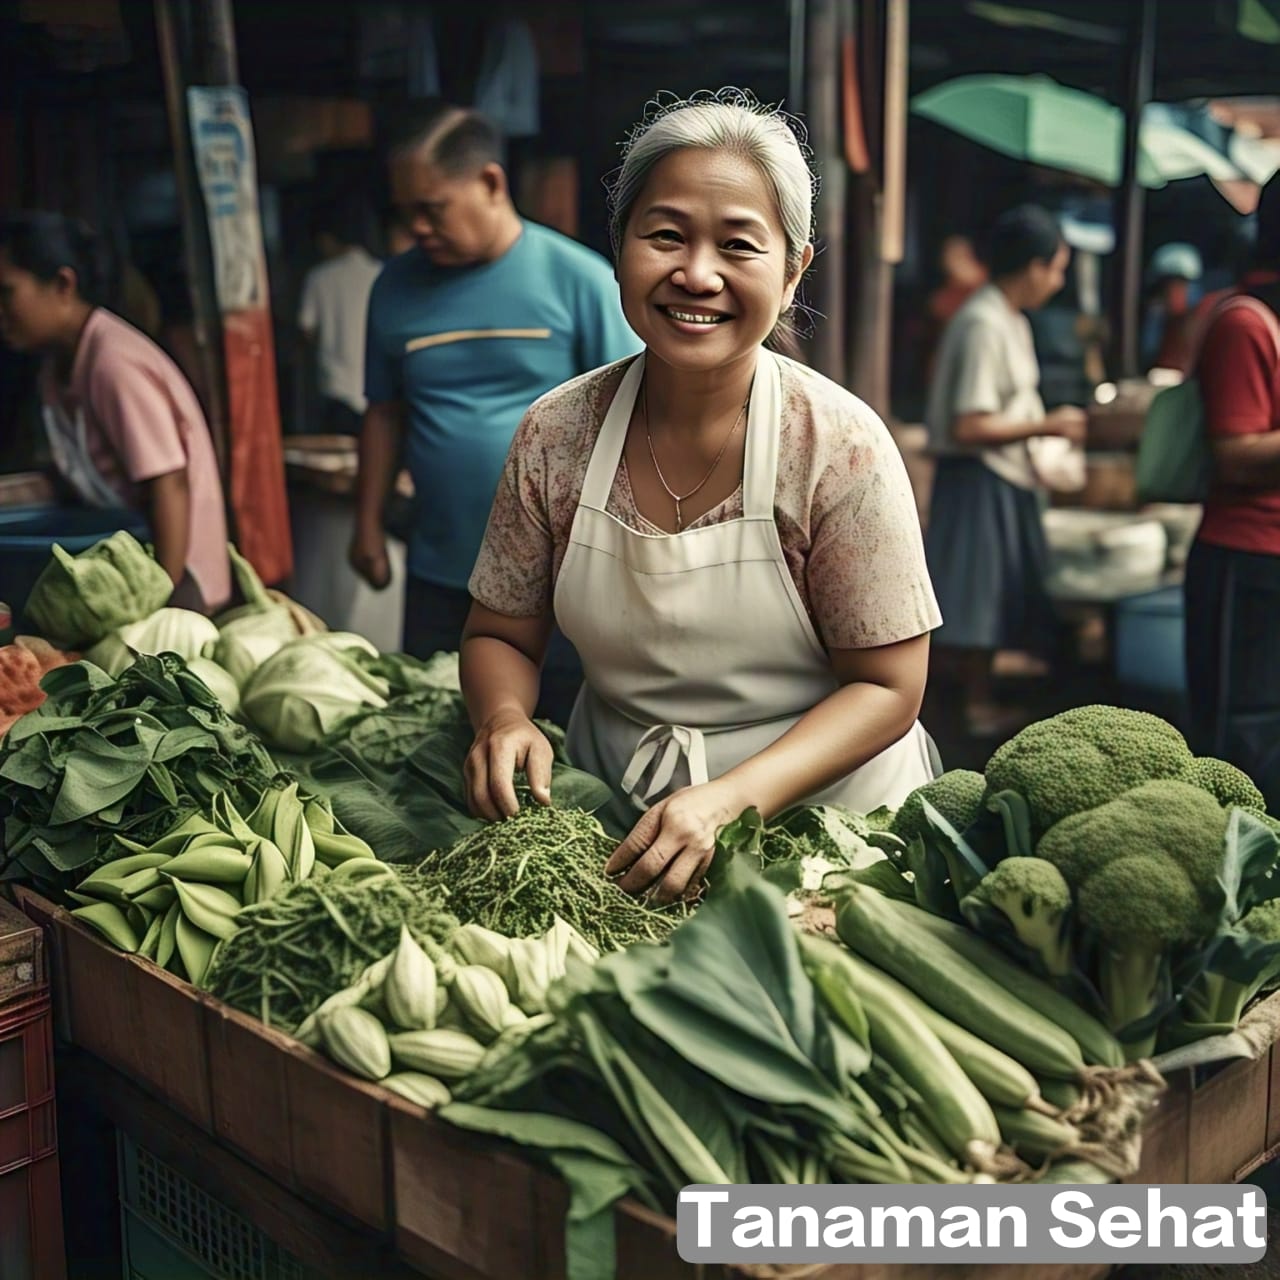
605, 779, 746, 905
463, 709, 554, 822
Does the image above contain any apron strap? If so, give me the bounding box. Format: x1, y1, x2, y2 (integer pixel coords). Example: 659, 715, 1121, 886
618, 722, 710, 810
580, 356, 645, 511
741, 350, 782, 520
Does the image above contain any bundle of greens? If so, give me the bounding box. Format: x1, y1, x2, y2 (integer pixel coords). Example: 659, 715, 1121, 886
760, 803, 899, 872
205, 863, 455, 1032
418, 804, 683, 952
0, 655, 278, 896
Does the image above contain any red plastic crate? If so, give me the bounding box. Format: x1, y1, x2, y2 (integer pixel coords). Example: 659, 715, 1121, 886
0, 1149, 66, 1280
0, 994, 56, 1175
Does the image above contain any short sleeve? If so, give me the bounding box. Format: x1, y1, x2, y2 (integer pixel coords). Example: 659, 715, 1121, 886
806, 410, 942, 649
468, 406, 557, 617
90, 365, 187, 484
949, 319, 1007, 417
574, 264, 641, 372
297, 272, 318, 332
1200, 307, 1278, 438
363, 273, 401, 404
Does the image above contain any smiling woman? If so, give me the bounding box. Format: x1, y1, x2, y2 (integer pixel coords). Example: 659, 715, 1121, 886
459, 89, 943, 903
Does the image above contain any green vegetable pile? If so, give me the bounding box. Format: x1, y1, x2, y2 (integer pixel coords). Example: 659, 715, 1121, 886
297, 915, 599, 1110
0, 655, 278, 896
296, 703, 619, 864
63, 782, 378, 985
442, 856, 1121, 1280
418, 804, 685, 952
868, 705, 1280, 1059
205, 863, 456, 1033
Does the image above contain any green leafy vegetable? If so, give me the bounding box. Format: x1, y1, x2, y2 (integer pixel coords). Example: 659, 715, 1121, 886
0, 655, 278, 895
418, 805, 684, 951
205, 866, 455, 1032
24, 531, 173, 648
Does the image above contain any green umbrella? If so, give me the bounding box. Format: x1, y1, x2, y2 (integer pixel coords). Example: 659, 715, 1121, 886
911, 74, 1243, 188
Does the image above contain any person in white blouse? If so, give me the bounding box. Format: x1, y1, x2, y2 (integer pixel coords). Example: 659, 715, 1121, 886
298, 202, 382, 436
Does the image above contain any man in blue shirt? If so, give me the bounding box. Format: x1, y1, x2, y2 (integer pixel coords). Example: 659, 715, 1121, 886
350, 102, 638, 723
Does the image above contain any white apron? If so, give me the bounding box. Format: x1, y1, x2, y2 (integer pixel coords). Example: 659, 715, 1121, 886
554, 351, 937, 823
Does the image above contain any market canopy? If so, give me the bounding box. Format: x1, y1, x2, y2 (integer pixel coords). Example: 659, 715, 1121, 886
911, 73, 1246, 188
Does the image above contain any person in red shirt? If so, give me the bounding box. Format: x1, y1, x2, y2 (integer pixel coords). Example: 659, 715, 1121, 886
1184, 173, 1280, 808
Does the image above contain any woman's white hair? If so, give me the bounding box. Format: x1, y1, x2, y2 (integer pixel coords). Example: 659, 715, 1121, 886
606, 88, 818, 280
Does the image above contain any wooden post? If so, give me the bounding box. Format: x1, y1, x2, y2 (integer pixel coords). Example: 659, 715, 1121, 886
1113, 0, 1157, 378
154, 0, 230, 478
789, 0, 808, 116
200, 0, 239, 84
806, 0, 848, 384
846, 0, 908, 417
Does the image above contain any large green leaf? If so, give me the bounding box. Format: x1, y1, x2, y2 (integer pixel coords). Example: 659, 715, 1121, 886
595, 873, 855, 1127
50, 734, 161, 825
1217, 808, 1280, 924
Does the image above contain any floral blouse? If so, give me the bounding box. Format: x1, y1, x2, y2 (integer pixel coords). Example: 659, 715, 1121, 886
469, 354, 942, 649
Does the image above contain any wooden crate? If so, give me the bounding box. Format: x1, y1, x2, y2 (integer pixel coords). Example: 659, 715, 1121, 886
202, 999, 298, 1189
8, 887, 69, 1041
390, 1097, 554, 1280
0, 896, 44, 1006
1187, 1052, 1273, 1183
203, 996, 394, 1233
12, 889, 212, 1132
62, 912, 212, 1133
282, 1036, 393, 1232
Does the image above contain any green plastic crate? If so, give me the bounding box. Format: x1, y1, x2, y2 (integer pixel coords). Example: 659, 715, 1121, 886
117, 1133, 313, 1280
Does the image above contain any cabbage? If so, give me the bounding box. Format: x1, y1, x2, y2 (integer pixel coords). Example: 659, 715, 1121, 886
186, 656, 241, 717
25, 531, 172, 648
213, 608, 297, 688
215, 630, 287, 689
240, 636, 390, 752
297, 631, 379, 660
118, 608, 218, 659
82, 607, 218, 676
82, 631, 134, 677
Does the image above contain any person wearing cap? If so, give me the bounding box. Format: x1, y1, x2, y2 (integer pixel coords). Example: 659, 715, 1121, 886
1143, 242, 1203, 373
923, 204, 1086, 737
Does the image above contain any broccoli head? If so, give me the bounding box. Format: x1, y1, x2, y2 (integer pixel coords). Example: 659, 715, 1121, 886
1183, 757, 1267, 812
1074, 854, 1208, 1050
888, 769, 987, 845
1037, 781, 1229, 1051
1243, 899, 1280, 942
1037, 780, 1229, 906
985, 705, 1193, 835
959, 857, 1074, 978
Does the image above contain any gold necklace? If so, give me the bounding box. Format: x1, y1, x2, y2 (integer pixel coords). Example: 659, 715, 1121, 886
642, 381, 750, 532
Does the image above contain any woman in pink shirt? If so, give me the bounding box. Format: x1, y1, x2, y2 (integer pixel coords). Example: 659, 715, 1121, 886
0, 213, 230, 611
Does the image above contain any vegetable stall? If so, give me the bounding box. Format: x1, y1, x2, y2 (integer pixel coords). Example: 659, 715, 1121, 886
4, 532, 1280, 1280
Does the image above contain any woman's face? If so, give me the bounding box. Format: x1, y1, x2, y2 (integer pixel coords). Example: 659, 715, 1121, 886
0, 250, 66, 351
618, 148, 812, 375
